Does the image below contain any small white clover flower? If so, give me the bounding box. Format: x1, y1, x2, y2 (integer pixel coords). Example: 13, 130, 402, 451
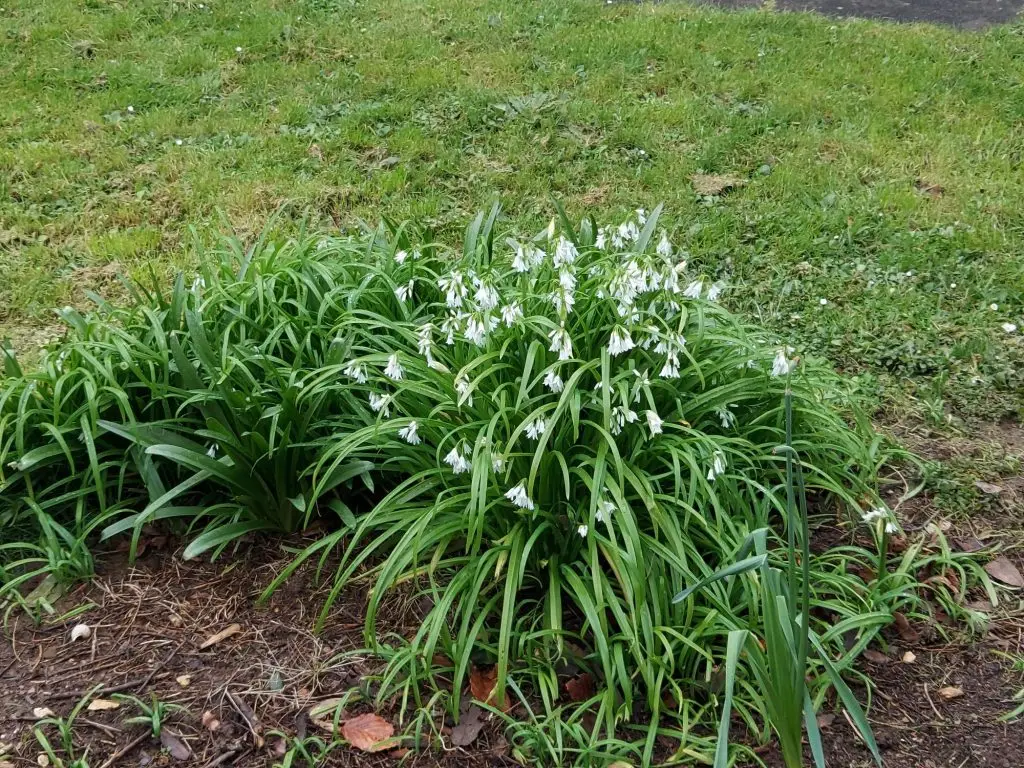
607, 327, 635, 356
656, 231, 673, 258
394, 250, 409, 265
444, 445, 471, 474
683, 280, 703, 299
707, 281, 726, 301
127, 105, 135, 113
543, 370, 564, 393
235, 46, 243, 53
646, 410, 663, 436
398, 421, 421, 445
525, 417, 547, 440
384, 353, 404, 381
501, 302, 523, 327
394, 280, 414, 302
596, 497, 615, 523
771, 348, 796, 378
505, 481, 535, 510
989, 303, 999, 311
553, 236, 578, 267
368, 393, 391, 417
707, 451, 726, 482
577, 524, 589, 538
1002, 322, 1018, 334
343, 360, 368, 384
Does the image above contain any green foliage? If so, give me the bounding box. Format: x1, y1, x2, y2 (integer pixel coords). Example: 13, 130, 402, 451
3, 207, 915, 765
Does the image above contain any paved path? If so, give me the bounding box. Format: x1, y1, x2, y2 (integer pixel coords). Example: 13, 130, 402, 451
683, 0, 1024, 27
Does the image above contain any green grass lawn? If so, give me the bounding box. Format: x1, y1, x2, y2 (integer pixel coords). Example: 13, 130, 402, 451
2, 0, 1023, 422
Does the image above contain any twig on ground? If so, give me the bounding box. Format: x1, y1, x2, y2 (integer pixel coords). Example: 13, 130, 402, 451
136, 640, 185, 692
81, 718, 123, 738
97, 731, 150, 768
50, 676, 161, 701
200, 747, 242, 768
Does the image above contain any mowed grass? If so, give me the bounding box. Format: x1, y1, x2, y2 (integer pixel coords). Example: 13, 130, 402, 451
1, 0, 1023, 422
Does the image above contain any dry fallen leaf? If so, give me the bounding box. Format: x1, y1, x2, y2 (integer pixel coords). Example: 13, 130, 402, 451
564, 672, 595, 702
341, 713, 395, 753
450, 704, 485, 747
691, 173, 747, 196
87, 699, 120, 712
608, 762, 635, 768
176, 675, 192, 688
892, 612, 920, 642
816, 713, 835, 730
984, 556, 1024, 588
902, 651, 917, 664
938, 686, 964, 701
32, 707, 55, 719
469, 665, 510, 711
954, 537, 986, 554
199, 623, 242, 649
201, 711, 221, 732
974, 480, 1003, 495
862, 649, 889, 665
160, 728, 191, 760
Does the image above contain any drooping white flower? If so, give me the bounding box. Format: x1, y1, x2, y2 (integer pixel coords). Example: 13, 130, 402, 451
512, 243, 545, 273
558, 269, 577, 291
635, 208, 647, 225
607, 327, 635, 356
577, 524, 589, 538
543, 370, 564, 393
501, 302, 523, 327
548, 325, 573, 361
706, 451, 726, 482
343, 360, 368, 384
505, 481, 535, 510
646, 410, 663, 436
553, 236, 578, 267
438, 271, 468, 309
771, 347, 796, 378
660, 351, 680, 379
884, 521, 898, 534
656, 231, 672, 258
441, 313, 463, 346
610, 406, 638, 435
596, 497, 615, 523
491, 454, 505, 473
595, 228, 608, 250
464, 314, 488, 347
454, 372, 473, 406
394, 280, 414, 302
206, 443, 218, 458
683, 280, 703, 299
394, 250, 409, 265
551, 286, 576, 315
398, 421, 421, 445
444, 445, 471, 474
384, 353, 404, 381
717, 408, 736, 429
368, 393, 391, 417
612, 220, 640, 248
525, 417, 546, 440
417, 323, 433, 358
473, 278, 500, 311
707, 281, 725, 301
861, 507, 887, 523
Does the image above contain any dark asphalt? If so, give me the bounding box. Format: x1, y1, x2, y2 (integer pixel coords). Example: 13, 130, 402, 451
673, 0, 1024, 27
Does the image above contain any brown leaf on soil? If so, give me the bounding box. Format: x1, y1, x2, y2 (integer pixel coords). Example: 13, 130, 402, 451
816, 713, 835, 729
691, 173, 747, 196
32, 708, 55, 719
391, 748, 411, 759
902, 651, 917, 664
450, 704, 485, 747
892, 612, 920, 642
564, 672, 595, 701
199, 623, 242, 649
469, 665, 510, 711
914, 179, 945, 198
86, 698, 120, 711
975, 480, 1003, 495
954, 537, 986, 554
160, 729, 191, 761
862, 649, 889, 665
938, 686, 964, 700
984, 556, 1024, 587
341, 713, 395, 753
